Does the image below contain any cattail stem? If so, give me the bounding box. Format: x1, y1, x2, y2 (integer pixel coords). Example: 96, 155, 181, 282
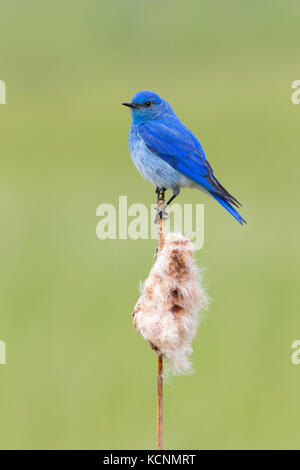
156, 189, 165, 450
157, 354, 163, 450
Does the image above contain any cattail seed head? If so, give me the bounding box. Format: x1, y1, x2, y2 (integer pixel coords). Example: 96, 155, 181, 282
133, 233, 209, 374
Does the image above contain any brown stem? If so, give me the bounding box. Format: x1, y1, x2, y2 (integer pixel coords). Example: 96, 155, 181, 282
157, 354, 163, 450
156, 190, 166, 255
156, 188, 165, 450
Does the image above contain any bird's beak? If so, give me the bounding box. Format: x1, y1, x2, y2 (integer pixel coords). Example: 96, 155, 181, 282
122, 102, 138, 109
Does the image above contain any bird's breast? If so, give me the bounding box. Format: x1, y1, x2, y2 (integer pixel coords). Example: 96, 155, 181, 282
128, 126, 194, 190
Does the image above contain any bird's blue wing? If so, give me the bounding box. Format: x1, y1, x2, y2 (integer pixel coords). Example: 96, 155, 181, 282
138, 119, 218, 195
138, 119, 246, 224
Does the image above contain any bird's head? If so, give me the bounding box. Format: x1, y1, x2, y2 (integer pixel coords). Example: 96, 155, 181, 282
122, 91, 174, 124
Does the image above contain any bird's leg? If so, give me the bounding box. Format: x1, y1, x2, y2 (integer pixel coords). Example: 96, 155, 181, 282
154, 187, 167, 224
154, 188, 179, 224
155, 186, 166, 199
165, 190, 179, 208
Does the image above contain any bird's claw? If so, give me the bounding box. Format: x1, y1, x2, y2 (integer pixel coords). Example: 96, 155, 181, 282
154, 205, 169, 224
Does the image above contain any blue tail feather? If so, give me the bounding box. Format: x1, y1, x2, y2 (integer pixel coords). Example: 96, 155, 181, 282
211, 194, 246, 225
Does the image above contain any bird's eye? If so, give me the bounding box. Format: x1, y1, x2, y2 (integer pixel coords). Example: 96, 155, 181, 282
145, 101, 151, 107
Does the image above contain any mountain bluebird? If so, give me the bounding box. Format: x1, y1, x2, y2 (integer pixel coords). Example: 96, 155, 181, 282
123, 91, 245, 225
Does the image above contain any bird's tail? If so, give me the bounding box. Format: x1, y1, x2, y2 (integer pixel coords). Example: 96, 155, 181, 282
211, 193, 246, 225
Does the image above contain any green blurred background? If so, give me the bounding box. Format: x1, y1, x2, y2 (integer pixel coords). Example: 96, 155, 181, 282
0, 0, 299, 450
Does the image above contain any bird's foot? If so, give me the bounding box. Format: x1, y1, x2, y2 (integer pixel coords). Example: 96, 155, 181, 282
154, 204, 169, 224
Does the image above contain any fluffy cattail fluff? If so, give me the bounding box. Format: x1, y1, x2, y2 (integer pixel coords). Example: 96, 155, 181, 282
133, 233, 209, 375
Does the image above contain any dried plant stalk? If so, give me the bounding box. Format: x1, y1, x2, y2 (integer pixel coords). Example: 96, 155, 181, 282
155, 191, 166, 450
133, 190, 208, 449
157, 354, 163, 450
156, 194, 166, 254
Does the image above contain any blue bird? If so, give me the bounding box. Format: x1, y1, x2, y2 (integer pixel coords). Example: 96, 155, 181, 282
123, 91, 246, 225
